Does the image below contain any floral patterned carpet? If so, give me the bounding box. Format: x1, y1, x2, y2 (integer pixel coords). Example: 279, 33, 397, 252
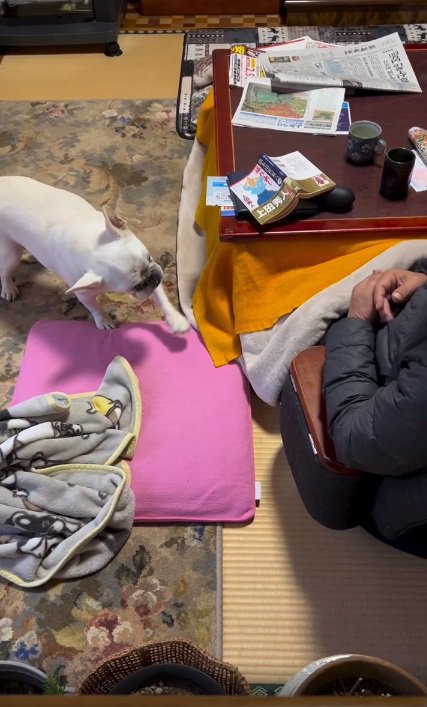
0, 99, 220, 690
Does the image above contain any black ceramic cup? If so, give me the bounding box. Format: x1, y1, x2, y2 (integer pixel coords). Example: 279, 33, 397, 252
379, 147, 416, 200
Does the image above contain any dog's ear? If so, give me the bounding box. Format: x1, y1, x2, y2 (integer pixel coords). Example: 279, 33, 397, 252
102, 206, 128, 239
66, 271, 103, 294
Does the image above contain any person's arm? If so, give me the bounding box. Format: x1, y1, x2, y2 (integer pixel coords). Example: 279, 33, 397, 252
323, 275, 427, 476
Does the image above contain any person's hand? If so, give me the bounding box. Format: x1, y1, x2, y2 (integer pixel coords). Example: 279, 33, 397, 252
347, 270, 383, 322
373, 268, 427, 322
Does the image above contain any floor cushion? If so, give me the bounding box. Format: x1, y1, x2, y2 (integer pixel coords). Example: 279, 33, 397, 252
11, 320, 256, 523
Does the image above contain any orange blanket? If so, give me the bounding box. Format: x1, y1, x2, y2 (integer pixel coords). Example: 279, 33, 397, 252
192, 90, 424, 366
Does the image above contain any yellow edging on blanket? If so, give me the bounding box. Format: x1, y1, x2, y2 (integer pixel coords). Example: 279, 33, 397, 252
65, 356, 142, 464
0, 462, 129, 589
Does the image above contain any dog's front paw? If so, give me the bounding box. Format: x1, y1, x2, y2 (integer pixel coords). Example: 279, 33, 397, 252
166, 310, 190, 334
94, 312, 117, 330
1, 282, 19, 301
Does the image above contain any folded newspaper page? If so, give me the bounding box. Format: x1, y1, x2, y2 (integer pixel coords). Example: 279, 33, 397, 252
229, 36, 339, 88
260, 32, 422, 93
232, 79, 345, 134
227, 152, 335, 225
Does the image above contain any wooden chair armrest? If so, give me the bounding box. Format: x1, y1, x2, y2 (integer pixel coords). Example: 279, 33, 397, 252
290, 346, 361, 476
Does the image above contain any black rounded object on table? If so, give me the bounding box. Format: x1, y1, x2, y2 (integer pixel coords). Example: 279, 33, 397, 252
108, 663, 227, 695
314, 186, 356, 213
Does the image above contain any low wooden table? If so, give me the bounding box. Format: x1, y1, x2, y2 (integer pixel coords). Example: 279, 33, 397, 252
213, 46, 427, 241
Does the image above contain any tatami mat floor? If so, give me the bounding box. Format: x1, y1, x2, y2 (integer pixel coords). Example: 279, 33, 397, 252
224, 396, 427, 685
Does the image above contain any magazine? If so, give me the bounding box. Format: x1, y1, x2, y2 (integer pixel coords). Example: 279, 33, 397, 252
229, 46, 267, 87
227, 151, 335, 225
231, 79, 345, 135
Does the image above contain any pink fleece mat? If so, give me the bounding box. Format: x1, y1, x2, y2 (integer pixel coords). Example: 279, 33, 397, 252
11, 320, 255, 523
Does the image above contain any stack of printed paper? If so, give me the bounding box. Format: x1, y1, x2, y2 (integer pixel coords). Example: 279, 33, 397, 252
231, 80, 346, 135
230, 32, 421, 135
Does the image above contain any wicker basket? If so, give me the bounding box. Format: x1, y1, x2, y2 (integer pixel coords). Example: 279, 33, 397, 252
79, 639, 251, 695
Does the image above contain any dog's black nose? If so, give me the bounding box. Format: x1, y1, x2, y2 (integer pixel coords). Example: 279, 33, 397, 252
144, 271, 162, 289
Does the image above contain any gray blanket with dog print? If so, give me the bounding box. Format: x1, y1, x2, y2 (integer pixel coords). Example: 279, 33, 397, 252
0, 356, 141, 587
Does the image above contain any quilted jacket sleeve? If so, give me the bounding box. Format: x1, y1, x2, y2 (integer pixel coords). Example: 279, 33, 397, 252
323, 316, 427, 476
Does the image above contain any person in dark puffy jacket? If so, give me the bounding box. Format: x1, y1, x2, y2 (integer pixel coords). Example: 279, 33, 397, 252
323, 264, 427, 555
323, 264, 427, 475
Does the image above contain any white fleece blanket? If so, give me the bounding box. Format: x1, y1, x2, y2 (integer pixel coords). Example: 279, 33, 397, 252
239, 239, 427, 405
176, 140, 427, 407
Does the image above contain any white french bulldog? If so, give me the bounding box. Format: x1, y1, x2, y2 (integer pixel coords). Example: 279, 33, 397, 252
0, 176, 189, 333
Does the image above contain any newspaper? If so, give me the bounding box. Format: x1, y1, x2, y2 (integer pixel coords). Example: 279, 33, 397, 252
232, 79, 345, 135
229, 36, 339, 88
260, 32, 422, 93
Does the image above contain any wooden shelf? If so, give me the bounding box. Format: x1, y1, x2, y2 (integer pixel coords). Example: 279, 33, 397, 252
283, 0, 427, 25
138, 0, 280, 14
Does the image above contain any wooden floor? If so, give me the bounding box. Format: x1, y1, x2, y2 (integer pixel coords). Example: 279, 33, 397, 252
0, 34, 183, 100
0, 4, 281, 100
